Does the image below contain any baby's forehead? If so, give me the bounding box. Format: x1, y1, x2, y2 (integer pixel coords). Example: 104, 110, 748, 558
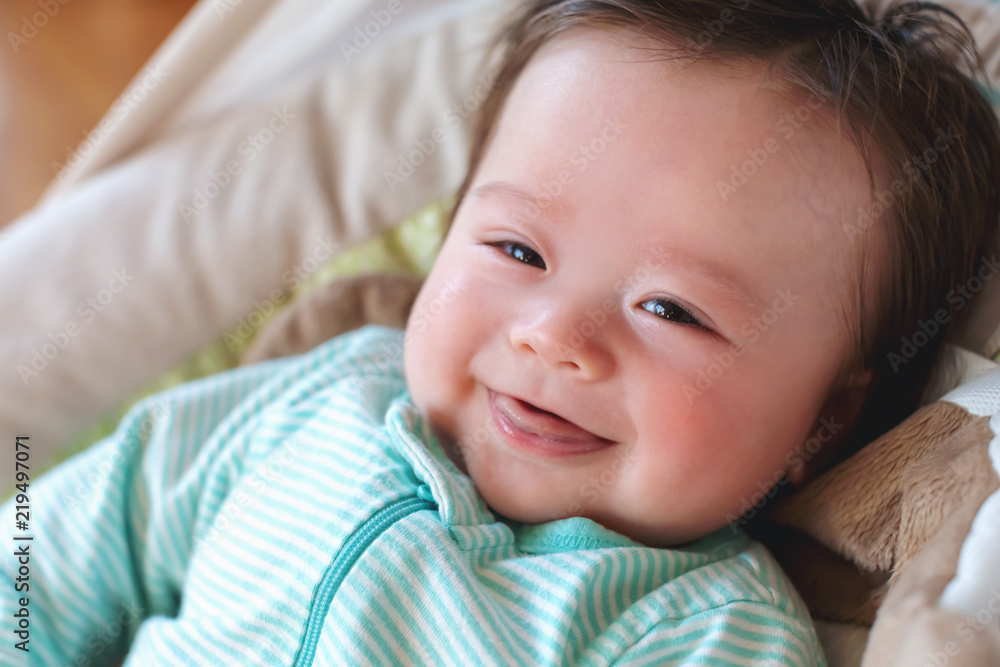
505, 29, 876, 236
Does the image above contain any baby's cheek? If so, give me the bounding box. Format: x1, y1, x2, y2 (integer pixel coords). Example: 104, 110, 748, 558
636, 385, 754, 496
404, 274, 478, 406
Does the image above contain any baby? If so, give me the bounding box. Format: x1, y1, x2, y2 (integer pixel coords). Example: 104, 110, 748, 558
406, 0, 1000, 548
4, 0, 999, 665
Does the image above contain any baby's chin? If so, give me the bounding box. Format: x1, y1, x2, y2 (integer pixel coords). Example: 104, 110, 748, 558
477, 474, 725, 549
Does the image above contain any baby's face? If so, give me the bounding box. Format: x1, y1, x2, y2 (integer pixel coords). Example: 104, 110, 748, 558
404, 27, 873, 546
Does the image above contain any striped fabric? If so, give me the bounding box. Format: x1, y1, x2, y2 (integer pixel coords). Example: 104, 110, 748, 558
0, 325, 825, 666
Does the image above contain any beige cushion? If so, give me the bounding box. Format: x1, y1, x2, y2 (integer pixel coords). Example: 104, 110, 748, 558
0, 0, 511, 490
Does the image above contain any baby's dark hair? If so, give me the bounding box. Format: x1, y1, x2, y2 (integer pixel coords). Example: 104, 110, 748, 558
447, 0, 1000, 461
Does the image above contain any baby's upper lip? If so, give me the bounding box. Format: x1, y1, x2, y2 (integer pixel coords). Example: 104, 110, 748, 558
490, 389, 614, 444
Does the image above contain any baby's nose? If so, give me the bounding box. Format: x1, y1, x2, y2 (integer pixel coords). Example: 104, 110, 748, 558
508, 304, 614, 381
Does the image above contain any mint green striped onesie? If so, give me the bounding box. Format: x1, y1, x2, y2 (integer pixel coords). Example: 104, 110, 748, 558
0, 325, 825, 666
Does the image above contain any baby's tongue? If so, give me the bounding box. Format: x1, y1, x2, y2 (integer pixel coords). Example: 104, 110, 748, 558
495, 394, 599, 443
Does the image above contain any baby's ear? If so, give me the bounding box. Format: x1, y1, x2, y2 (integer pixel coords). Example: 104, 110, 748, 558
786, 367, 873, 486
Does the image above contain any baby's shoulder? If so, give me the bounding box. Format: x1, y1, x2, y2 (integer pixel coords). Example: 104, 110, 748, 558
621, 536, 824, 665
660, 530, 810, 619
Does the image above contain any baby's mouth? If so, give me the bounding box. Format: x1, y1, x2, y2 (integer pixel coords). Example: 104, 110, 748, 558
490, 390, 612, 445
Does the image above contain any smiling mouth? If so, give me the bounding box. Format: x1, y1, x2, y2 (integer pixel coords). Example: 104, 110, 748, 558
488, 389, 615, 453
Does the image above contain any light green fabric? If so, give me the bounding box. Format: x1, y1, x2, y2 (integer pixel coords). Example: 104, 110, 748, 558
42, 197, 451, 478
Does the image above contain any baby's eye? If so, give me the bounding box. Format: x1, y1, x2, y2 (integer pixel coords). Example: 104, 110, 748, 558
485, 241, 546, 269
641, 298, 711, 333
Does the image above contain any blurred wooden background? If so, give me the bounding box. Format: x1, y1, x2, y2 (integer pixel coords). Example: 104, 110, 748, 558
0, 0, 197, 229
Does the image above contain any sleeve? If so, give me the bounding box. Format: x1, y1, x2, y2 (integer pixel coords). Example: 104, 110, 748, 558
609, 600, 827, 667
0, 356, 296, 667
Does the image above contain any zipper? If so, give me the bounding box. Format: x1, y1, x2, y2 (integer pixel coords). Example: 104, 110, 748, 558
293, 495, 436, 667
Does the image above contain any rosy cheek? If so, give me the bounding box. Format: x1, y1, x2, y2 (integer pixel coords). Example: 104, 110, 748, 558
649, 385, 736, 464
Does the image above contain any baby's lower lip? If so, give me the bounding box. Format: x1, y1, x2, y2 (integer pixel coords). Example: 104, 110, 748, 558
488, 389, 615, 457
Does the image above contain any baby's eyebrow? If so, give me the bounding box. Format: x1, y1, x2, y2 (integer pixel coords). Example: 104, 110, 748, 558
468, 180, 574, 224
640, 244, 767, 312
